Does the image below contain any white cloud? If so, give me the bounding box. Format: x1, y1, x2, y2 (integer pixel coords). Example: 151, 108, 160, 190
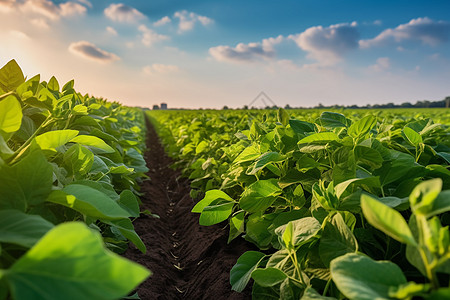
106, 26, 117, 36
154, 16, 170, 27
104, 3, 145, 23
138, 25, 169, 47
69, 41, 119, 63
360, 17, 450, 48
1, 0, 86, 20
289, 22, 359, 65
173, 10, 213, 33
209, 35, 283, 64
369, 57, 390, 72
30, 18, 50, 29
75, 0, 91, 8
143, 63, 180, 75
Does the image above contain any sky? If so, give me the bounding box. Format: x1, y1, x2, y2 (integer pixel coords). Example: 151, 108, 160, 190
0, 0, 449, 109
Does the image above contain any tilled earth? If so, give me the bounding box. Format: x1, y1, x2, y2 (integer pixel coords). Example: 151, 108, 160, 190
123, 119, 252, 300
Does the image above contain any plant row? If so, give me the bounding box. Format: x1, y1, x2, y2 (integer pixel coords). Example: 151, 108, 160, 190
0, 60, 150, 300
148, 108, 450, 299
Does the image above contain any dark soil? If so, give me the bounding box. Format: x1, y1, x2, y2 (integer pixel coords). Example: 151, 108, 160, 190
123, 118, 253, 300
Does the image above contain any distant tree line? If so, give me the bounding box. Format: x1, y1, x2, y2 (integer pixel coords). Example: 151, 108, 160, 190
223, 96, 450, 110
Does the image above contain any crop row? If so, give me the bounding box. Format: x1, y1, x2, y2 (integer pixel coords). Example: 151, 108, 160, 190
0, 60, 150, 300
148, 108, 450, 299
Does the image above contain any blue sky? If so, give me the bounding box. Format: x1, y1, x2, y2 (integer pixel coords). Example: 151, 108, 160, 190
0, 0, 449, 108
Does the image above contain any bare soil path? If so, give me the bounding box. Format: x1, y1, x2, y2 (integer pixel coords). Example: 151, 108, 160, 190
123, 118, 252, 300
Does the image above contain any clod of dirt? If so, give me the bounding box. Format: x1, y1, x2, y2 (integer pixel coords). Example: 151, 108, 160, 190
123, 119, 253, 300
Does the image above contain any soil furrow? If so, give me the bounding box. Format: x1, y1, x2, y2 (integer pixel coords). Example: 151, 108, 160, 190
123, 118, 252, 300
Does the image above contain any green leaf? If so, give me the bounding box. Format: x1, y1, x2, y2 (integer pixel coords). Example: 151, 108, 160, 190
230, 251, 265, 292
319, 213, 358, 267
275, 217, 321, 248
195, 140, 209, 154
403, 127, 422, 147
0, 149, 53, 211
240, 179, 282, 213
0, 95, 22, 134
228, 211, 245, 243
0, 209, 54, 248
409, 178, 442, 216
3, 222, 150, 300
118, 190, 140, 218
361, 194, 416, 246
388, 282, 430, 299
330, 253, 407, 300
289, 119, 315, 134
70, 135, 115, 153
252, 267, 288, 287
247, 152, 285, 175
319, 112, 350, 128
0, 59, 25, 92
302, 286, 336, 299
277, 108, 290, 126
298, 132, 339, 144
348, 115, 376, 138
47, 185, 130, 220
199, 201, 234, 226
47, 76, 59, 92
354, 145, 383, 169
35, 130, 79, 151
103, 218, 146, 253
63, 144, 94, 176
192, 190, 234, 213
233, 144, 261, 164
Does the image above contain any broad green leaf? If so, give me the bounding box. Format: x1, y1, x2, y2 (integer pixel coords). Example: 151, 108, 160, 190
0, 149, 53, 211
47, 76, 59, 92
103, 218, 146, 253
361, 194, 416, 246
247, 152, 285, 175
3, 222, 150, 300
199, 201, 234, 226
354, 145, 383, 169
70, 135, 115, 153
192, 190, 234, 213
424, 190, 450, 218
35, 130, 79, 151
118, 190, 140, 218
233, 144, 261, 164
348, 115, 376, 138
252, 267, 287, 287
0, 59, 25, 92
298, 132, 339, 144
277, 108, 290, 126
252, 283, 280, 299
245, 213, 274, 249
240, 179, 282, 213
375, 151, 418, 186
319, 213, 358, 267
403, 127, 422, 147
330, 253, 407, 300
409, 178, 442, 215
275, 217, 321, 248
319, 112, 350, 128
428, 288, 450, 299
289, 119, 315, 134
47, 185, 130, 220
0, 95, 22, 134
388, 282, 430, 299
63, 144, 94, 176
0, 209, 54, 248
230, 251, 265, 292
195, 140, 209, 154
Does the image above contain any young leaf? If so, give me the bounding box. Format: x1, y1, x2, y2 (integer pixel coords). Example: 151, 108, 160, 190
298, 132, 339, 144
3, 222, 150, 300
240, 179, 282, 213
275, 217, 321, 248
319, 112, 350, 128
277, 108, 290, 126
230, 251, 265, 292
347, 115, 376, 138
199, 201, 234, 226
70, 135, 115, 153
0, 59, 25, 92
330, 253, 407, 300
403, 127, 422, 147
409, 178, 442, 216
0, 95, 23, 134
289, 119, 315, 134
102, 218, 146, 254
191, 190, 234, 213
361, 194, 417, 246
